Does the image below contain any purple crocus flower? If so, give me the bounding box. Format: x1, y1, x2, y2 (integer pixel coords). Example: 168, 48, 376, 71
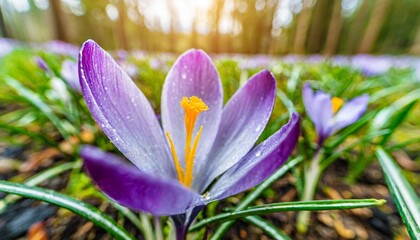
78, 40, 299, 239
34, 57, 50, 72
0, 38, 20, 57
41, 40, 79, 58
61, 59, 82, 92
302, 82, 369, 146
351, 54, 392, 77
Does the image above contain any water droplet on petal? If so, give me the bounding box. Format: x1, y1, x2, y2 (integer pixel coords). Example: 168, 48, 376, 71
255, 151, 262, 157
181, 73, 187, 79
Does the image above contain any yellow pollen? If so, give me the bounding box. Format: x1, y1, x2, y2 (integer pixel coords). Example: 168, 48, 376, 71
331, 97, 344, 113
166, 96, 209, 187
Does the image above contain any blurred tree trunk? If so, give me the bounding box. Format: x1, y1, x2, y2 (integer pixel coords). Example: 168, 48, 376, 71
344, 0, 373, 54
211, 0, 224, 53
263, 0, 279, 54
358, 0, 391, 53
324, 0, 343, 55
117, 0, 128, 50
307, 0, 333, 53
50, 0, 67, 41
0, 6, 8, 37
409, 26, 420, 54
168, 0, 177, 52
293, 1, 314, 54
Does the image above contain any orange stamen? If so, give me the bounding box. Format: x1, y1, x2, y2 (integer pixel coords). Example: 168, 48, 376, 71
184, 126, 203, 187
331, 97, 344, 113
166, 132, 184, 184
166, 96, 208, 187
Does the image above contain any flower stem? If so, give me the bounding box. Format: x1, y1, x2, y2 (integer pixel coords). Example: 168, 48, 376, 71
297, 150, 322, 234
154, 217, 164, 240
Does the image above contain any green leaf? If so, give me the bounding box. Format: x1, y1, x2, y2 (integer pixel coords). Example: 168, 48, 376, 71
190, 199, 385, 231
3, 76, 72, 139
0, 162, 80, 212
244, 216, 291, 240
325, 110, 376, 149
379, 101, 417, 145
276, 89, 296, 115
0, 122, 57, 146
208, 157, 303, 239
370, 88, 420, 133
0, 180, 135, 240
375, 147, 420, 239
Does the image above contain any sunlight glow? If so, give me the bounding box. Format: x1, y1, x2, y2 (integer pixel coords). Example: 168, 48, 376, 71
8, 0, 30, 13
138, 0, 214, 33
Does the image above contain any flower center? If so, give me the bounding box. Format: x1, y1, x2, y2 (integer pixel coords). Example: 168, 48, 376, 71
166, 96, 209, 187
331, 97, 344, 114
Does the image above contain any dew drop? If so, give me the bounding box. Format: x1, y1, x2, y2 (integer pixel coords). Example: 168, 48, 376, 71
181, 73, 187, 79
255, 151, 262, 157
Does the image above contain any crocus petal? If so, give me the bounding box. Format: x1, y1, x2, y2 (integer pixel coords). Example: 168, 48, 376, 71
161, 49, 223, 184
61, 59, 81, 92
313, 91, 333, 140
81, 146, 203, 216
303, 83, 333, 141
329, 94, 369, 134
207, 113, 300, 201
79, 40, 175, 177
196, 70, 276, 192
302, 82, 315, 119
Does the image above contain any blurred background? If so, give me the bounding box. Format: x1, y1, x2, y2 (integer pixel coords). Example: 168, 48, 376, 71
1, 0, 420, 55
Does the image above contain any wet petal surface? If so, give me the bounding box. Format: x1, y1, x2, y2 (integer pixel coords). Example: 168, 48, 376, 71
82, 146, 203, 216
79, 40, 174, 177
208, 113, 300, 201
197, 70, 276, 192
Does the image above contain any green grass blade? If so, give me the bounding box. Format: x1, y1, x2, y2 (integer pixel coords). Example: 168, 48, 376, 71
370, 88, 420, 133
0, 162, 80, 212
244, 216, 291, 240
208, 157, 303, 239
0, 122, 57, 146
0, 180, 135, 240
276, 90, 296, 115
4, 76, 71, 139
25, 161, 81, 186
190, 199, 385, 231
379, 101, 417, 145
375, 147, 420, 239
325, 110, 376, 149
385, 137, 420, 151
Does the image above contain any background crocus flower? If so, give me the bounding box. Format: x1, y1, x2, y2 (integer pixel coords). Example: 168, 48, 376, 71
40, 40, 79, 58
61, 59, 81, 92
302, 82, 369, 146
0, 37, 20, 57
34, 56, 50, 72
79, 39, 299, 239
351, 54, 392, 77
